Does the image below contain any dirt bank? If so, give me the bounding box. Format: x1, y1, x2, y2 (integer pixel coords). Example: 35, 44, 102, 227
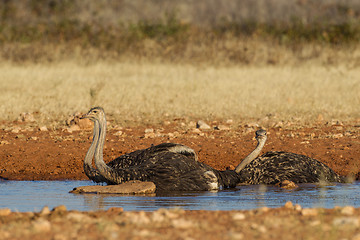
0, 121, 359, 181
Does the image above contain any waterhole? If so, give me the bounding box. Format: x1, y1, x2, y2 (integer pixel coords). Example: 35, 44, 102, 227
1, 180, 359, 212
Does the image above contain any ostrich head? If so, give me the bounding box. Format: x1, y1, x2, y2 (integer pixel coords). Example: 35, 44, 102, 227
255, 129, 267, 142
82, 107, 106, 122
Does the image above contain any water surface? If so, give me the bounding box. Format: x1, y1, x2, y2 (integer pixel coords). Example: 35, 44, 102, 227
1, 180, 359, 212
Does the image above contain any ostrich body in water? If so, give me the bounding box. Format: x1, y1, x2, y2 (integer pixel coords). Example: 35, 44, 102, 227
82, 107, 346, 191
235, 131, 346, 184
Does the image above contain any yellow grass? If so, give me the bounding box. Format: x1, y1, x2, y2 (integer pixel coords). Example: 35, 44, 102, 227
0, 61, 359, 127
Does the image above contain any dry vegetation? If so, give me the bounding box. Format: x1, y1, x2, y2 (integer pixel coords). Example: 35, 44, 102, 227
0, 62, 359, 127
0, 1, 359, 127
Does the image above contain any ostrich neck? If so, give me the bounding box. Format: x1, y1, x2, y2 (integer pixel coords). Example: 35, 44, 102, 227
84, 121, 99, 175
94, 115, 113, 174
235, 137, 267, 173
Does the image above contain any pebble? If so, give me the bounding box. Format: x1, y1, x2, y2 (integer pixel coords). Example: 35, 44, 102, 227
250, 223, 267, 233
0, 208, 11, 216
151, 211, 166, 222
245, 122, 260, 128
257, 207, 270, 213
39, 126, 48, 132
232, 213, 246, 220
40, 206, 50, 215
32, 218, 51, 232
171, 218, 194, 229
114, 131, 123, 136
0, 140, 10, 145
279, 180, 298, 189
341, 206, 355, 215
144, 128, 154, 133
11, 127, 21, 133
126, 211, 150, 225
294, 204, 302, 211
192, 128, 201, 133
66, 212, 91, 222
284, 201, 294, 209
52, 205, 67, 212
214, 125, 230, 130
301, 208, 318, 216
196, 120, 211, 130
144, 132, 156, 138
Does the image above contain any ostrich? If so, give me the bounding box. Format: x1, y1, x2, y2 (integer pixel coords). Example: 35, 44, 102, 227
82, 107, 260, 191
83, 115, 198, 184
235, 130, 346, 184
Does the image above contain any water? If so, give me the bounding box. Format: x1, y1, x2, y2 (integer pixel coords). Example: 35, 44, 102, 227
1, 180, 359, 212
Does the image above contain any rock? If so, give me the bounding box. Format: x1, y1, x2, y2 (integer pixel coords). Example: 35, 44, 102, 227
284, 201, 294, 209
32, 218, 51, 232
66, 212, 91, 222
52, 205, 67, 212
192, 128, 201, 134
341, 206, 355, 215
144, 132, 156, 139
114, 131, 123, 136
331, 133, 344, 139
214, 125, 230, 130
171, 218, 194, 229
0, 140, 10, 145
144, 128, 154, 133
18, 112, 35, 122
39, 126, 48, 132
294, 204, 302, 211
232, 213, 246, 220
196, 120, 211, 130
40, 206, 50, 215
0, 208, 11, 216
70, 180, 156, 194
226, 119, 234, 124
11, 127, 21, 133
276, 180, 298, 189
245, 122, 259, 128
301, 208, 318, 216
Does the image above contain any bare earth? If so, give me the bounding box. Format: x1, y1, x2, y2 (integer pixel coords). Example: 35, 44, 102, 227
1, 120, 360, 239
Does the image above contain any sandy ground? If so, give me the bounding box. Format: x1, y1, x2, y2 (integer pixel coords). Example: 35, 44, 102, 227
1, 120, 360, 239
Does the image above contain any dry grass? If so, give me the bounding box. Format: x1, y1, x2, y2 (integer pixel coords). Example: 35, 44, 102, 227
0, 61, 359, 127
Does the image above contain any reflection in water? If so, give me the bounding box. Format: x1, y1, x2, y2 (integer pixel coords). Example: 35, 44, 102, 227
0, 181, 359, 212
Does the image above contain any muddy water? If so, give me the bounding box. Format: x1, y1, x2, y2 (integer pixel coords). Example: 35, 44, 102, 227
1, 180, 359, 212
